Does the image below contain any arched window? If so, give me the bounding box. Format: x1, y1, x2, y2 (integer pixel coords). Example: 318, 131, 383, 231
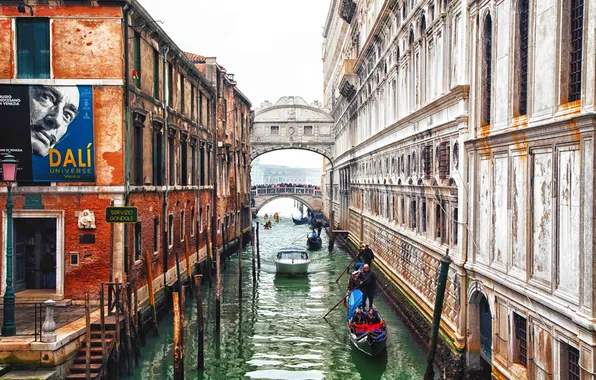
482, 14, 493, 126
402, 1, 407, 20
409, 29, 415, 47
420, 14, 427, 36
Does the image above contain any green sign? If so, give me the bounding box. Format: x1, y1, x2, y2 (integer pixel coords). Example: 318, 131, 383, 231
106, 207, 138, 223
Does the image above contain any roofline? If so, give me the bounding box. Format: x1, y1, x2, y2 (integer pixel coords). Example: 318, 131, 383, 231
323, 0, 338, 38
127, 0, 215, 95
234, 87, 252, 107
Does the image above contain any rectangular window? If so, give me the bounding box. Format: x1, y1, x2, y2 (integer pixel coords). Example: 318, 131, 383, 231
513, 313, 528, 367
200, 145, 206, 186
199, 92, 203, 125
518, 0, 529, 115
421, 199, 427, 233
439, 142, 450, 178
152, 127, 164, 186
180, 76, 185, 113
134, 123, 143, 185
191, 86, 195, 121
180, 136, 188, 186
169, 135, 175, 186
435, 203, 442, 241
304, 125, 313, 135
191, 141, 197, 185
16, 18, 50, 79
560, 342, 581, 380
453, 207, 458, 245
133, 32, 141, 88
410, 199, 417, 230
180, 211, 185, 242
168, 214, 174, 247
153, 217, 159, 253
153, 49, 159, 99
168, 64, 173, 106
191, 208, 195, 236
134, 222, 142, 261
271, 126, 280, 135
569, 0, 584, 102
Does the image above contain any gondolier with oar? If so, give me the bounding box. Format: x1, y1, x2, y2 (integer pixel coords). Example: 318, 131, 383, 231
360, 264, 376, 310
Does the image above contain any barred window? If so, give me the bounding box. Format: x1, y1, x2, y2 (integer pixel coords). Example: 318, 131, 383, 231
569, 0, 584, 102
518, 0, 529, 116
513, 313, 527, 367
482, 14, 493, 126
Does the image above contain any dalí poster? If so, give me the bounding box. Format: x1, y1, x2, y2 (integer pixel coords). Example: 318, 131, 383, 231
0, 85, 94, 182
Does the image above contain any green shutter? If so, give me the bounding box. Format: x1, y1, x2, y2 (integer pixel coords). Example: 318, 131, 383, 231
133, 32, 141, 88
153, 49, 159, 99
17, 19, 50, 79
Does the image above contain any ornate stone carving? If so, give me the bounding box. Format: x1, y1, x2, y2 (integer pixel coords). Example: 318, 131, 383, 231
78, 209, 96, 230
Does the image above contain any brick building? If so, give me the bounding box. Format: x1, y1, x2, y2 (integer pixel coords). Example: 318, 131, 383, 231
0, 0, 251, 311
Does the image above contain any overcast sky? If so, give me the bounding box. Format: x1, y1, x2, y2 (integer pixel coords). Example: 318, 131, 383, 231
139, 0, 331, 168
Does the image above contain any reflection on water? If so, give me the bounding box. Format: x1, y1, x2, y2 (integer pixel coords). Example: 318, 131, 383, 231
124, 198, 433, 379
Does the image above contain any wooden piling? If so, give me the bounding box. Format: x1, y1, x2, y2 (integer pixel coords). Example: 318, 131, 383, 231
143, 251, 159, 336
256, 222, 261, 269
173, 292, 184, 380
114, 280, 121, 375
194, 275, 204, 370
84, 291, 91, 380
122, 276, 133, 376
184, 236, 192, 289
99, 284, 107, 379
216, 224, 222, 332
132, 280, 141, 365
329, 211, 335, 251
251, 225, 256, 284
205, 229, 212, 286
238, 228, 243, 293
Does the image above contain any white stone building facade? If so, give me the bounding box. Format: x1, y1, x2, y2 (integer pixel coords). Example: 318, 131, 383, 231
322, 0, 596, 378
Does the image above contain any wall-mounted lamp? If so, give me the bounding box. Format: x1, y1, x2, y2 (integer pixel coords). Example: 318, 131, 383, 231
17, 1, 33, 16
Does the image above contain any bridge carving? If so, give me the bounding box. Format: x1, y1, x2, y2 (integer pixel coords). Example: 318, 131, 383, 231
251, 186, 323, 213
251, 96, 335, 162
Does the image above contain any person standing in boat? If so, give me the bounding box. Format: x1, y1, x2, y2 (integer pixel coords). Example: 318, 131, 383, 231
358, 244, 375, 266
360, 264, 376, 310
316, 220, 323, 236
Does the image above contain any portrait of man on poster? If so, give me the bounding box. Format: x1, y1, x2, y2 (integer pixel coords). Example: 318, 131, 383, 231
29, 85, 80, 157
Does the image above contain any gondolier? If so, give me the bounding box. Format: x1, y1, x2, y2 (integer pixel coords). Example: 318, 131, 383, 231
360, 264, 376, 310
358, 244, 374, 266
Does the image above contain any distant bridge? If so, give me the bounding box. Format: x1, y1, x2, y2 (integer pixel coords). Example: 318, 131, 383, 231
251, 186, 323, 214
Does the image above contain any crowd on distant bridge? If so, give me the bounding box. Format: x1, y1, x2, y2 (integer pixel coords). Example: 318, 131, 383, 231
251, 183, 321, 190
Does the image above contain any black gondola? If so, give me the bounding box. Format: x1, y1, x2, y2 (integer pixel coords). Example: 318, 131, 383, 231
306, 235, 322, 250
292, 216, 309, 225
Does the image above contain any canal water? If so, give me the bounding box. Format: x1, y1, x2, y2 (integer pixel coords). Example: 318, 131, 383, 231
125, 199, 435, 380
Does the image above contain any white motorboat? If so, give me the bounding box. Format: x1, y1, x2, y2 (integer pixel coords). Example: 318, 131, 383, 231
275, 248, 310, 275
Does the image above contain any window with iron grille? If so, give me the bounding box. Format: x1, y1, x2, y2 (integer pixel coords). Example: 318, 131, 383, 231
514, 313, 528, 367
483, 15, 493, 125
568, 343, 580, 380
180, 135, 188, 186
518, 0, 529, 115
438, 142, 450, 179
569, 0, 584, 102
133, 123, 144, 185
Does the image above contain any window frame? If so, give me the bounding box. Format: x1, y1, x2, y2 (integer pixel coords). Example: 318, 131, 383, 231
16, 18, 50, 79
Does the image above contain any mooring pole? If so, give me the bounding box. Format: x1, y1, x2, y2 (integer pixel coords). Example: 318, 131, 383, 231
216, 224, 222, 332
173, 291, 184, 380
238, 227, 243, 296
423, 249, 452, 380
251, 224, 256, 284
329, 211, 335, 251
256, 222, 261, 269
205, 229, 212, 287
194, 275, 204, 370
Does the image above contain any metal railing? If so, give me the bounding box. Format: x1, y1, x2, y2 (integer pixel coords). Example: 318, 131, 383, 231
251, 186, 322, 197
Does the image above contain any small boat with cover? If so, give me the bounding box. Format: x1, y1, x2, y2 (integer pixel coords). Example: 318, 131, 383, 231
292, 215, 309, 225
275, 247, 310, 275
306, 234, 322, 250
346, 289, 388, 356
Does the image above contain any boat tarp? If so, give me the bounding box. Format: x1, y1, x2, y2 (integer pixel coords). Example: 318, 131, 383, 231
347, 289, 363, 321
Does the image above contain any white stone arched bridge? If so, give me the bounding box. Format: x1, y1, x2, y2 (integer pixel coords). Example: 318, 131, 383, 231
251, 186, 323, 214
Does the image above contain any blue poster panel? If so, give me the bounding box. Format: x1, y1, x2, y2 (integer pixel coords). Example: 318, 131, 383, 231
0, 85, 95, 182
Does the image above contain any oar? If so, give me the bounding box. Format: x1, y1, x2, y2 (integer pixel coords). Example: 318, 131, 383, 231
323, 283, 361, 319
334, 258, 356, 284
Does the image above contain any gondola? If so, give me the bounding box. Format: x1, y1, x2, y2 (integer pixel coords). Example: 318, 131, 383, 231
306, 235, 322, 250
292, 216, 309, 225
346, 289, 388, 357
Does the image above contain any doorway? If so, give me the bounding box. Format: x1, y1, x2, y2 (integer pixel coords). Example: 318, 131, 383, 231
13, 218, 57, 292
2, 210, 64, 298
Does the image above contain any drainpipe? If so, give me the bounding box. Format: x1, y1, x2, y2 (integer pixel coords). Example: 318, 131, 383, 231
162, 45, 170, 288
122, 4, 131, 278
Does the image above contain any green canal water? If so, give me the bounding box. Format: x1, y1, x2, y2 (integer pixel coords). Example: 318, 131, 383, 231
124, 199, 436, 380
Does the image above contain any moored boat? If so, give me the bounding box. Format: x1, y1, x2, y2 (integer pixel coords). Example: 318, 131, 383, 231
306, 235, 322, 250
275, 248, 310, 275
346, 289, 388, 356
292, 216, 309, 225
